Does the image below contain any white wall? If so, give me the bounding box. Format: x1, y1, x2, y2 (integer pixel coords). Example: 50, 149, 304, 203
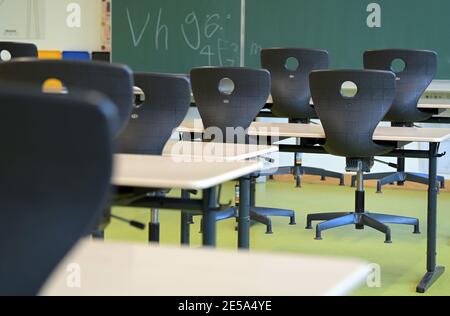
0, 0, 103, 52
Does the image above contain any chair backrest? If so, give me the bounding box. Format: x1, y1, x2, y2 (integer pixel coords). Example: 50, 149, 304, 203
190, 67, 271, 143
117, 73, 191, 155
309, 70, 396, 158
0, 86, 117, 296
364, 49, 437, 123
0, 42, 38, 60
0, 59, 134, 136
261, 48, 329, 120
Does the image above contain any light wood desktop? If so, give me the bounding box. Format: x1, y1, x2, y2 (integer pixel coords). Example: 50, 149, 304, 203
181, 93, 450, 111
40, 240, 370, 296
113, 154, 263, 191
163, 140, 278, 162
417, 101, 450, 110
267, 96, 450, 111
177, 120, 450, 143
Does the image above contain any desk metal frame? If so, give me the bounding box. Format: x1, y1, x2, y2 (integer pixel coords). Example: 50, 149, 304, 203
115, 176, 252, 249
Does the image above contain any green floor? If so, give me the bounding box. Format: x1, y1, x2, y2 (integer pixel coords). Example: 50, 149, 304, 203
106, 180, 450, 296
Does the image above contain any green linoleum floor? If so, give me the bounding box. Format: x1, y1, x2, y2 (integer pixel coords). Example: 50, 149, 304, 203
106, 180, 450, 296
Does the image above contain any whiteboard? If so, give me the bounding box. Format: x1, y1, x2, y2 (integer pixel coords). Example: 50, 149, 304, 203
0, 0, 45, 39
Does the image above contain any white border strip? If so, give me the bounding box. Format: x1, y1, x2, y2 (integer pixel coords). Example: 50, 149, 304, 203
240, 0, 246, 67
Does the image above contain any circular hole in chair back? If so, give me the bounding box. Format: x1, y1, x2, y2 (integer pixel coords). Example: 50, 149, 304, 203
218, 78, 235, 96
285, 57, 300, 71
391, 58, 406, 74
0, 50, 12, 61
133, 86, 146, 109
340, 81, 358, 98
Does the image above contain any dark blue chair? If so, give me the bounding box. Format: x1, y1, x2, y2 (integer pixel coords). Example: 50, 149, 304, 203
0, 58, 134, 237
0, 59, 133, 136
352, 49, 445, 192
0, 86, 116, 295
261, 48, 344, 187
116, 72, 191, 243
306, 70, 420, 243
0, 42, 38, 60
190, 67, 296, 234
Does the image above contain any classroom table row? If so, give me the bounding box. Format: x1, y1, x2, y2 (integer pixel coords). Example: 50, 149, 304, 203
176, 120, 450, 293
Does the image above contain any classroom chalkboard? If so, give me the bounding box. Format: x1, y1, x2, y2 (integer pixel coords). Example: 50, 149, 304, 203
245, 0, 450, 79
112, 0, 450, 79
111, 0, 242, 73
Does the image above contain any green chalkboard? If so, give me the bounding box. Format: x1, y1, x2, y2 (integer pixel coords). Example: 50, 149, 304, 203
245, 0, 450, 79
111, 0, 242, 73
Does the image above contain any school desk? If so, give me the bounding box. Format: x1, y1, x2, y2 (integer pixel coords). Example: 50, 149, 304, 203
40, 240, 370, 296
177, 120, 450, 293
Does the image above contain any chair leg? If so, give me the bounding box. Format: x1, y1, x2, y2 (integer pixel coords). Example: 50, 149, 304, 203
351, 172, 397, 188
315, 214, 356, 240
352, 172, 446, 191
405, 173, 445, 192
92, 230, 105, 240
215, 208, 237, 221
368, 213, 420, 234
250, 210, 273, 234
302, 167, 345, 186
306, 212, 351, 229
293, 165, 302, 188
272, 165, 344, 187
198, 208, 236, 233
439, 176, 446, 189
270, 166, 293, 176
376, 172, 406, 193
361, 214, 392, 244
252, 207, 296, 226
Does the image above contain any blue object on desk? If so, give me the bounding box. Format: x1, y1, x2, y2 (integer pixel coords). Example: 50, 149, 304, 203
62, 51, 91, 61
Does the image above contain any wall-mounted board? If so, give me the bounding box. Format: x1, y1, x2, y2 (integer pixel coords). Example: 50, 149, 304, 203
111, 0, 242, 73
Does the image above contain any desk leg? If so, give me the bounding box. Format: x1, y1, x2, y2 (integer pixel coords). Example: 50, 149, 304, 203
238, 176, 251, 249
149, 209, 160, 244
92, 230, 105, 240
202, 188, 217, 247
180, 190, 191, 246
397, 156, 405, 186
417, 142, 445, 293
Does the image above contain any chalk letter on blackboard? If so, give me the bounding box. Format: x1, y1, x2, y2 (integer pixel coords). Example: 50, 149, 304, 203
127, 8, 151, 47
366, 3, 381, 28
155, 9, 168, 50
181, 12, 201, 50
